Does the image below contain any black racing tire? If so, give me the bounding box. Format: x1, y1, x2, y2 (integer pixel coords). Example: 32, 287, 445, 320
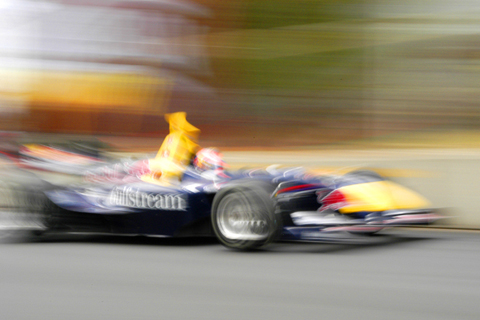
0, 177, 49, 243
211, 181, 281, 250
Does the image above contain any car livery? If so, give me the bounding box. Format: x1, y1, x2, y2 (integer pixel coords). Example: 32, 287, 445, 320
0, 162, 442, 250
0, 113, 442, 250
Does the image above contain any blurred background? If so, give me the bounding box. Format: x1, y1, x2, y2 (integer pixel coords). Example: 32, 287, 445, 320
0, 0, 479, 149
3, 3, 480, 318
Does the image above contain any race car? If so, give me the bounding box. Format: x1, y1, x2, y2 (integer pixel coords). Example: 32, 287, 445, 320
0, 113, 442, 250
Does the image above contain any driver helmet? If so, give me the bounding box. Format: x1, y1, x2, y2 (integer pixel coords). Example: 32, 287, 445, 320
193, 148, 226, 172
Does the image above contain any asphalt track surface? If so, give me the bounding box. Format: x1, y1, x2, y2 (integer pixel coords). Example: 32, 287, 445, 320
1, 229, 479, 320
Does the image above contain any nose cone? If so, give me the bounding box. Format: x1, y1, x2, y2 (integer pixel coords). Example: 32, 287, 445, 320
337, 181, 431, 214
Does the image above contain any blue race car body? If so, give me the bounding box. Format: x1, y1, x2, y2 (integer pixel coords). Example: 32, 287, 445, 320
0, 113, 441, 250
0, 160, 441, 250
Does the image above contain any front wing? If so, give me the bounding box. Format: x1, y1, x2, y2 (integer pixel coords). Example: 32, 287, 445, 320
281, 210, 444, 242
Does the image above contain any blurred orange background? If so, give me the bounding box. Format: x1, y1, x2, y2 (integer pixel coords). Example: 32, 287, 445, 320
0, 0, 479, 148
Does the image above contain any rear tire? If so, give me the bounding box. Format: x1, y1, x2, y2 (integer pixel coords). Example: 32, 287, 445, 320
0, 179, 48, 243
212, 181, 280, 250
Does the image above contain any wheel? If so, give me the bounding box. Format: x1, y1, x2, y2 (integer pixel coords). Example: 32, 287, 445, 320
211, 181, 280, 250
0, 179, 48, 243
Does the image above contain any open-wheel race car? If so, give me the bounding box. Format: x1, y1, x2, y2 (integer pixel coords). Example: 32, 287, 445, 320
0, 113, 442, 250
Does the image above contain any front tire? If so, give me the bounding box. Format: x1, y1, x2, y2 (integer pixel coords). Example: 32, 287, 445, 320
211, 182, 280, 250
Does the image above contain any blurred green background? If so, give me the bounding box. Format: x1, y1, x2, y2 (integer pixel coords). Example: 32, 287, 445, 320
194, 0, 480, 148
